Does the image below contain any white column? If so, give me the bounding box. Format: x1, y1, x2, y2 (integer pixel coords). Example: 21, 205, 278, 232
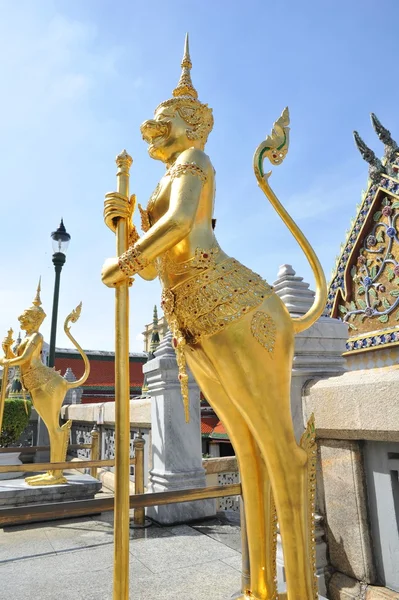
143, 330, 215, 524
273, 264, 348, 441
63, 368, 83, 404
273, 264, 348, 596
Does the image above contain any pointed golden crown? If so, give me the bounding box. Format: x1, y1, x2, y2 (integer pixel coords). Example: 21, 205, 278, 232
32, 277, 42, 307
156, 34, 213, 143
25, 277, 46, 326
172, 34, 198, 100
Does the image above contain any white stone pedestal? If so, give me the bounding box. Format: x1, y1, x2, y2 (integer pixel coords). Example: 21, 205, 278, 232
143, 331, 215, 524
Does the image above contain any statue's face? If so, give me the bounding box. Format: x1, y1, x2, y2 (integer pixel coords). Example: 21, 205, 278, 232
140, 106, 193, 163
18, 308, 44, 333
18, 309, 33, 332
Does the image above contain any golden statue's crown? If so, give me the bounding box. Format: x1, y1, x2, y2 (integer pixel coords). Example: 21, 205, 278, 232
156, 34, 213, 143
26, 277, 47, 325
172, 34, 198, 100
32, 277, 42, 307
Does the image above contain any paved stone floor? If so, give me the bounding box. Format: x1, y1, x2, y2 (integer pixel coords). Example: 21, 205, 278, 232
0, 511, 242, 599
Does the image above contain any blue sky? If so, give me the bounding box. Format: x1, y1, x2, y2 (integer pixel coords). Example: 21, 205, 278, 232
0, 0, 398, 353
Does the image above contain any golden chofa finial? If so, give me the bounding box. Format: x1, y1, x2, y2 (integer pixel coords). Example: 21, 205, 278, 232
173, 33, 198, 99
32, 277, 42, 307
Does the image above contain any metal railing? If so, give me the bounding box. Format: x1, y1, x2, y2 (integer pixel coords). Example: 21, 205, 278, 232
0, 482, 249, 593
0, 427, 146, 525
0, 433, 250, 595
0, 424, 102, 478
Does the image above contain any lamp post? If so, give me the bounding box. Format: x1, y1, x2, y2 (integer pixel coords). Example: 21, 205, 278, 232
48, 219, 71, 368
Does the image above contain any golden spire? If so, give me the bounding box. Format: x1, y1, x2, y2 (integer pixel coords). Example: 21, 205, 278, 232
32, 277, 42, 307
173, 33, 198, 99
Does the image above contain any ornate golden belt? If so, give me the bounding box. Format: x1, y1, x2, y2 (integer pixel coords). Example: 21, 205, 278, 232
159, 252, 273, 423
161, 256, 272, 344
22, 364, 57, 393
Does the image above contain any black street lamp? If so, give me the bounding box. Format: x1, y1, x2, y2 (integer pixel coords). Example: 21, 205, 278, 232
48, 219, 71, 368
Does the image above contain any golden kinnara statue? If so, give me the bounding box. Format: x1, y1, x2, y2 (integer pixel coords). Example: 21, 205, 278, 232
0, 281, 90, 486
102, 35, 326, 600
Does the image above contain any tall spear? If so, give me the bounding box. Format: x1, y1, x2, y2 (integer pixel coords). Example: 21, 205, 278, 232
105, 150, 133, 600
0, 328, 14, 437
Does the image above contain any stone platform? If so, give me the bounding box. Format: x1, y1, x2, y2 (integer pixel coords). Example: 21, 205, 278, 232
0, 474, 102, 506
0, 511, 330, 599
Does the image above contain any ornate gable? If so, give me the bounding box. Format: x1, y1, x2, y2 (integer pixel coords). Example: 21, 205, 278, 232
327, 114, 399, 354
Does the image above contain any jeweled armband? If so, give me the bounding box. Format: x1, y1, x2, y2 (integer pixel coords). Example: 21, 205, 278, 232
169, 162, 207, 184
118, 246, 149, 276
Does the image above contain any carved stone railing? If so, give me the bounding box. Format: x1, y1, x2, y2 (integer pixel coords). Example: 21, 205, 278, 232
202, 457, 240, 512
61, 399, 151, 486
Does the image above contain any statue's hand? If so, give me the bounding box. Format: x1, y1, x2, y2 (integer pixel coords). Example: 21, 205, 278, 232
101, 257, 130, 288
104, 193, 136, 233
2, 343, 12, 357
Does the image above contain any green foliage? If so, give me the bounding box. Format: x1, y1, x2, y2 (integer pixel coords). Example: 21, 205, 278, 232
357, 299, 367, 310
338, 304, 347, 314
373, 211, 382, 222
376, 230, 385, 243
0, 398, 32, 448
379, 314, 389, 323
382, 297, 391, 309
387, 266, 395, 282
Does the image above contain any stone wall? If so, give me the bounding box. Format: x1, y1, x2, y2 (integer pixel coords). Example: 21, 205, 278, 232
303, 367, 399, 599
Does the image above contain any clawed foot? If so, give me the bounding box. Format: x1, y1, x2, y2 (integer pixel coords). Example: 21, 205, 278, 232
25, 471, 52, 483
25, 472, 67, 486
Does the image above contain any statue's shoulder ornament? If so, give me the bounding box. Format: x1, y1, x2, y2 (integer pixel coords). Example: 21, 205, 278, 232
169, 148, 211, 185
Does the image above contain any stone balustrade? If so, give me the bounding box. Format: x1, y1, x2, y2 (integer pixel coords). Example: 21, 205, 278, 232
60, 399, 152, 489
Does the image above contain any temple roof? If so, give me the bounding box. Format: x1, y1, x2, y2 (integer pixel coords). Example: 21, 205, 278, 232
327, 114, 399, 354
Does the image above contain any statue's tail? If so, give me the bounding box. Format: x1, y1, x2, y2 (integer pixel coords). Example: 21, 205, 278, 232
253, 108, 327, 334
63, 302, 90, 388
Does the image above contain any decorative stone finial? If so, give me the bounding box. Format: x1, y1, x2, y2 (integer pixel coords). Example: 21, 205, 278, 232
63, 368, 83, 404
273, 265, 315, 317
154, 328, 176, 358
63, 367, 77, 383
149, 305, 160, 354
353, 130, 383, 181
12, 331, 22, 354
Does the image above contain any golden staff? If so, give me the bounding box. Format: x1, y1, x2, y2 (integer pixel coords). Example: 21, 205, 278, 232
105, 150, 133, 600
0, 328, 14, 436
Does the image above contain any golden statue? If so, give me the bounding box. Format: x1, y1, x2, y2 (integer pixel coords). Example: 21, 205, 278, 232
0, 281, 90, 486
102, 35, 326, 600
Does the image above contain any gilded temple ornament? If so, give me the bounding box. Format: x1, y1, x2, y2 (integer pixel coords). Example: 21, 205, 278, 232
101, 35, 328, 600
0, 283, 90, 486
327, 115, 399, 353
